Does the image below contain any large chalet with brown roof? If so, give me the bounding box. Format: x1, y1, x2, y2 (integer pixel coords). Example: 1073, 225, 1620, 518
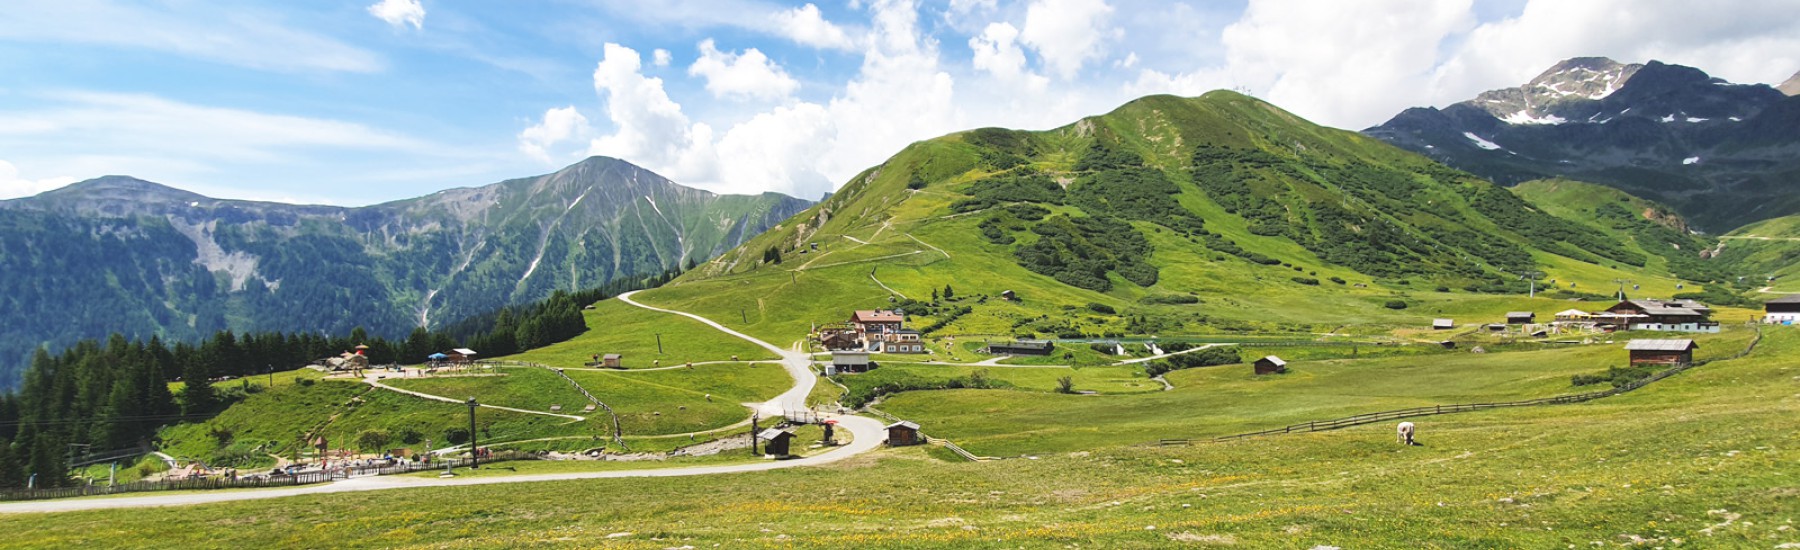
1595, 298, 1719, 333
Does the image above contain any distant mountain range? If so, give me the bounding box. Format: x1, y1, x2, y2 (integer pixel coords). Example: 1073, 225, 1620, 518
1366, 57, 1800, 232
0, 157, 811, 386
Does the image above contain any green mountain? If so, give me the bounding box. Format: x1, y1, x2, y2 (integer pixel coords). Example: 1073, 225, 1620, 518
0, 157, 811, 387
1510, 179, 1737, 287
636, 92, 1700, 346
1712, 214, 1800, 293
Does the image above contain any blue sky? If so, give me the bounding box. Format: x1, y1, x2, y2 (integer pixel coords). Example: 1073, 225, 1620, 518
2, 0, 1796, 204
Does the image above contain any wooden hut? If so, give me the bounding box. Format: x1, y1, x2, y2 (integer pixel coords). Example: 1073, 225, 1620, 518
830, 351, 873, 374
1253, 355, 1288, 375
757, 428, 795, 457
886, 421, 923, 447
601, 354, 622, 368
1431, 318, 1454, 330
1624, 339, 1697, 367
987, 340, 1054, 356
445, 348, 478, 364
1505, 311, 1536, 325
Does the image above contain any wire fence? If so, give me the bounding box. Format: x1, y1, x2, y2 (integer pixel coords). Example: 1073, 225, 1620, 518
1161, 326, 1764, 446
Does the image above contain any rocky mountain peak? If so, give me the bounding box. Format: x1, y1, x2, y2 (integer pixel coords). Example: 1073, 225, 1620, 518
1779, 70, 1800, 96
1465, 57, 1641, 124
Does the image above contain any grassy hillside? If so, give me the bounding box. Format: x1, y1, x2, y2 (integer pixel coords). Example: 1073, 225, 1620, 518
633, 93, 1699, 350
1714, 214, 1800, 293
1513, 179, 1742, 291
17, 328, 1797, 548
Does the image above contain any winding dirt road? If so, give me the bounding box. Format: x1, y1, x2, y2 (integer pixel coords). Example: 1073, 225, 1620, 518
0, 292, 886, 514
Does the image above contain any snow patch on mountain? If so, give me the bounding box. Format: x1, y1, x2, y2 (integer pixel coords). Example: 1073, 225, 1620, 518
1503, 111, 1566, 125
1683, 156, 1701, 165
1463, 132, 1503, 151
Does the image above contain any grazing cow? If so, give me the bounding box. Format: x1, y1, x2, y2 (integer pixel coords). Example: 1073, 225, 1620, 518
1397, 422, 1416, 445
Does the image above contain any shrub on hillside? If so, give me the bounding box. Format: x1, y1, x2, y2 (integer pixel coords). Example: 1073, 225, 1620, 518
1384, 300, 1408, 310
1291, 277, 1320, 286
1086, 303, 1117, 314
1144, 346, 1242, 377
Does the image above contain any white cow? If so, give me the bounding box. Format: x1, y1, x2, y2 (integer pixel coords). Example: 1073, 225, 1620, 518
1397, 422, 1416, 445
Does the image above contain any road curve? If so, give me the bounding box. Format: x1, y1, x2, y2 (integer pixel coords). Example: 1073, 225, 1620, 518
0, 292, 887, 515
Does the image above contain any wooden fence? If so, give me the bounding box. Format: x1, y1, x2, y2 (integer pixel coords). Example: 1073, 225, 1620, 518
1164, 326, 1764, 446
0, 471, 334, 502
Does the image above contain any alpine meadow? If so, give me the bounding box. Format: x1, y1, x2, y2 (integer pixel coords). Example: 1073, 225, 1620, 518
2, 2, 1798, 548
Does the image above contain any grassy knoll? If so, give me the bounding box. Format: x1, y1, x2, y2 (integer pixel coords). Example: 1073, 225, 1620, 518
10, 330, 1797, 548
879, 327, 1757, 457
385, 362, 789, 437
157, 378, 579, 466
841, 363, 1161, 399
498, 298, 775, 369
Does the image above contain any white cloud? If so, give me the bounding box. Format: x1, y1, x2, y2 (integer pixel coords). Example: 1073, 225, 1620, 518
1019, 0, 1116, 79
687, 39, 801, 101
0, 92, 437, 173
969, 22, 1047, 91
575, 0, 963, 198
0, 0, 382, 73
1128, 0, 1473, 129
771, 3, 857, 50
947, 0, 998, 15
518, 106, 591, 164
652, 48, 673, 67
367, 0, 426, 30
0, 159, 78, 199
586, 43, 720, 184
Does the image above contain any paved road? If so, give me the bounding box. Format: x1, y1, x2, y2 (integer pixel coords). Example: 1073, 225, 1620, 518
0, 292, 887, 515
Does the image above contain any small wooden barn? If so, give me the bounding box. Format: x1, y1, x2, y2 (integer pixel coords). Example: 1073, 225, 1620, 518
1432, 318, 1455, 330
1253, 355, 1288, 375
987, 340, 1054, 356
830, 351, 874, 374
1625, 339, 1697, 367
886, 421, 923, 447
1505, 311, 1536, 325
446, 348, 478, 364
757, 428, 795, 457
601, 354, 622, 368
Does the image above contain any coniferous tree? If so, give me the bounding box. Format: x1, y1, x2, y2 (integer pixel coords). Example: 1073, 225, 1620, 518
179, 352, 218, 417
26, 433, 66, 488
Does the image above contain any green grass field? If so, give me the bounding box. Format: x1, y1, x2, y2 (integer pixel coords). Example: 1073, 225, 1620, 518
877, 327, 1757, 457
498, 298, 776, 369
12, 329, 1796, 548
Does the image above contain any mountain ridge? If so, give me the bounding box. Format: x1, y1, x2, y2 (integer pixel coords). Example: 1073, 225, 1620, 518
0, 156, 812, 387
1364, 57, 1800, 232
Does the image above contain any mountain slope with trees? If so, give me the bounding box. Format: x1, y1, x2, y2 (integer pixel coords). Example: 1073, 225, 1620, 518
0, 157, 811, 387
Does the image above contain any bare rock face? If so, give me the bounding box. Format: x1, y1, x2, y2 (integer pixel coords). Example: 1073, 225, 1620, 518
1778, 70, 1800, 96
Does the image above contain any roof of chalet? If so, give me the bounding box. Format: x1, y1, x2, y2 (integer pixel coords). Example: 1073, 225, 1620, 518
1554, 309, 1589, 316
991, 340, 1052, 349
603, 353, 621, 360
451, 348, 477, 355
1505, 311, 1535, 318
1642, 306, 1704, 316
757, 428, 793, 441
886, 420, 920, 430
1258, 355, 1287, 367
1432, 318, 1454, 326
1624, 339, 1698, 351
852, 310, 904, 323
1766, 294, 1800, 304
